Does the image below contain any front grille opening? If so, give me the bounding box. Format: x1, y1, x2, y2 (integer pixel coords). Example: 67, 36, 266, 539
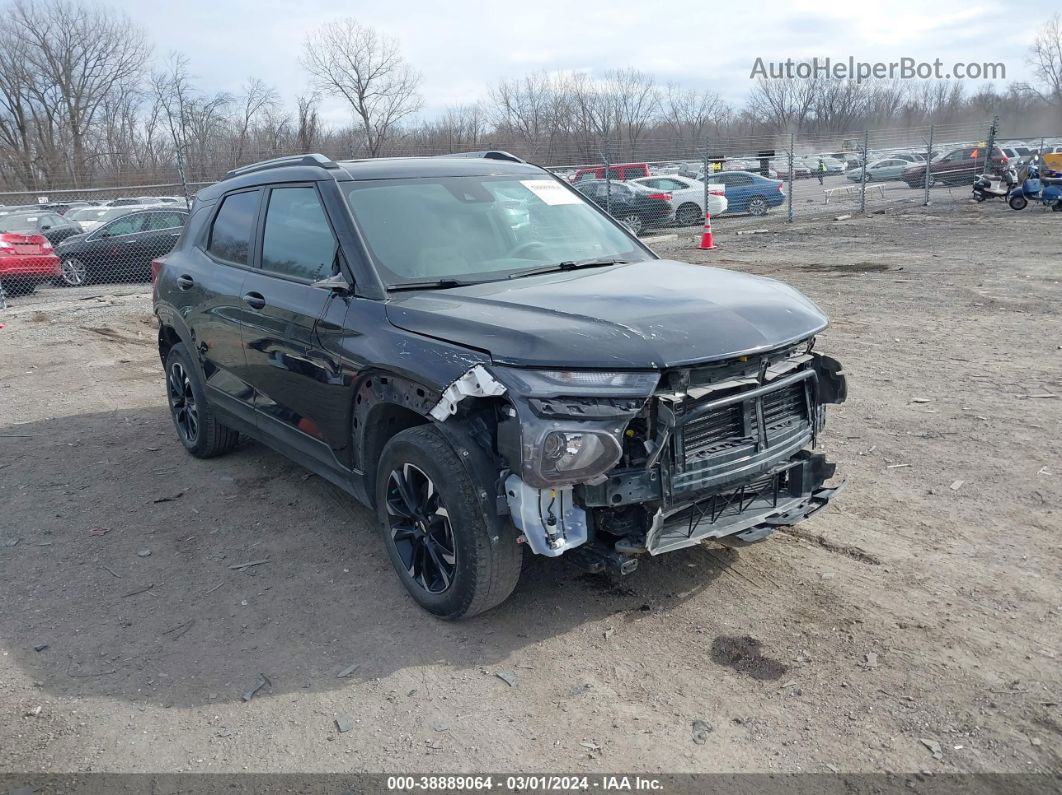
679, 380, 811, 467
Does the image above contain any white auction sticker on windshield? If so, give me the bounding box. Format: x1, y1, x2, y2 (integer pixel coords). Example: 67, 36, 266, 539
520, 179, 582, 205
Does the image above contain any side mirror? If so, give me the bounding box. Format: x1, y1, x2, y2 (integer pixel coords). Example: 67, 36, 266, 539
40, 224, 51, 230
311, 272, 352, 295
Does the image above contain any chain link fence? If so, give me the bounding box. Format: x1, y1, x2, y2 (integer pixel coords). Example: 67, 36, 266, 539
1, 119, 1059, 310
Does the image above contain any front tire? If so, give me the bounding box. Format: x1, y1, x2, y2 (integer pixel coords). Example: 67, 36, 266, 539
1009, 195, 1028, 211
376, 425, 522, 619
164, 343, 239, 458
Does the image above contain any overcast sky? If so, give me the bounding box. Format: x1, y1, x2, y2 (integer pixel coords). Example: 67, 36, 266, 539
107, 0, 1054, 125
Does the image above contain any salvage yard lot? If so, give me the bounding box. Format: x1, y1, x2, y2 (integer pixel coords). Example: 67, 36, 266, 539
0, 201, 1059, 775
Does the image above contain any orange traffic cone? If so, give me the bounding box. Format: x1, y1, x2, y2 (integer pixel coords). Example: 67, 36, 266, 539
698, 211, 717, 250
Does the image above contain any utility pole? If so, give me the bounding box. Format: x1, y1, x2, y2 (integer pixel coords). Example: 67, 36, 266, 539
787, 132, 795, 223
924, 124, 934, 206
702, 140, 710, 221
984, 115, 999, 175
859, 129, 869, 214
601, 146, 612, 217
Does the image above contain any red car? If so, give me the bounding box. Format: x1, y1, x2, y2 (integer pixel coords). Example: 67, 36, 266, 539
572, 162, 651, 182
902, 145, 1009, 188
0, 230, 61, 296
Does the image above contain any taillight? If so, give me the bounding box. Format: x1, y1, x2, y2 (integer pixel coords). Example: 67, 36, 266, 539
150, 259, 164, 284
646, 192, 672, 201
777, 183, 784, 192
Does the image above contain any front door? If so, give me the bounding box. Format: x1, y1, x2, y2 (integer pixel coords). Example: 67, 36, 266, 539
239, 184, 346, 466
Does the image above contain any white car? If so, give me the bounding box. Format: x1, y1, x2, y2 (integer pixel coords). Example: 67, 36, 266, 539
631, 175, 727, 225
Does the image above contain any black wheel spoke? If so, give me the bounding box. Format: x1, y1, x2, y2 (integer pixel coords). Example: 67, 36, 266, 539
385, 463, 457, 595
168, 362, 198, 444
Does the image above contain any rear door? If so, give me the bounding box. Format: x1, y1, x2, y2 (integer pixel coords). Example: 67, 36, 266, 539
181, 188, 262, 411
239, 183, 345, 464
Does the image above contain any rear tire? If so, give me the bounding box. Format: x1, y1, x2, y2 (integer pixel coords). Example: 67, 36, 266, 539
164, 343, 239, 458
747, 196, 769, 216
376, 425, 522, 619
58, 257, 89, 287
620, 214, 644, 234
675, 203, 703, 226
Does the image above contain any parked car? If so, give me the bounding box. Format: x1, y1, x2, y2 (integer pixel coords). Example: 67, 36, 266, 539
0, 204, 41, 217
630, 175, 727, 225
903, 145, 1009, 188
53, 208, 188, 286
0, 210, 83, 246
706, 170, 785, 215
571, 163, 651, 182
846, 158, 911, 182
152, 151, 847, 619
811, 156, 845, 174
67, 205, 154, 232
102, 196, 163, 207
769, 159, 810, 180
574, 178, 674, 233
39, 201, 94, 215
0, 218, 60, 296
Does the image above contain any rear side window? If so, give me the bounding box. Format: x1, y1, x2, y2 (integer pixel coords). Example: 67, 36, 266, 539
260, 187, 337, 281
144, 212, 185, 231
208, 190, 259, 265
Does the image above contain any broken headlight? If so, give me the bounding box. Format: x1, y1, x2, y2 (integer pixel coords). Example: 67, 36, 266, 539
493, 367, 659, 488
492, 368, 660, 398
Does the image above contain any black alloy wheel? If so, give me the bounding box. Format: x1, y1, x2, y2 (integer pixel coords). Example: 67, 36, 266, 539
385, 463, 457, 594
167, 360, 199, 445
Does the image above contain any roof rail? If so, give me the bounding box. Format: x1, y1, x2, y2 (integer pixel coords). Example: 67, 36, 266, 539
436, 150, 526, 164
224, 153, 340, 180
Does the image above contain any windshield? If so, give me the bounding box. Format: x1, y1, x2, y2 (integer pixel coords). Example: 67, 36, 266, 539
0, 215, 40, 233
344, 175, 650, 287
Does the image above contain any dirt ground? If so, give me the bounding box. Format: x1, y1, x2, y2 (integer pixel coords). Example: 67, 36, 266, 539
0, 197, 1059, 778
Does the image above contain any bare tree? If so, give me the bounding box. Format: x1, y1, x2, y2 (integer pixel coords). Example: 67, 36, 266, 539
747, 72, 819, 132
230, 78, 279, 166
301, 19, 421, 157
657, 83, 727, 151
605, 68, 657, 157
296, 93, 322, 153
0, 23, 38, 188
489, 72, 559, 160
1025, 14, 1062, 110
7, 0, 149, 185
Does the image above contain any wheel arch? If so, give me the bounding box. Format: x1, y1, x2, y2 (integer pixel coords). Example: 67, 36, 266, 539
352, 371, 440, 506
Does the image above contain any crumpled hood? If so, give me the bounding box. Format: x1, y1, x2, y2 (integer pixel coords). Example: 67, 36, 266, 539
384, 259, 828, 369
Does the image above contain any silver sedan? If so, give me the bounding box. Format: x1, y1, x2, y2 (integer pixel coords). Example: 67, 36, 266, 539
846, 158, 910, 182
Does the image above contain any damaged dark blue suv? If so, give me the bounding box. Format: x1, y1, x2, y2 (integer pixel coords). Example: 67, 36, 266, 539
153, 151, 847, 619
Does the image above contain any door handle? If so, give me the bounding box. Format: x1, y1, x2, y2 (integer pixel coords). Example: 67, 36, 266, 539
176, 274, 194, 290
242, 291, 266, 310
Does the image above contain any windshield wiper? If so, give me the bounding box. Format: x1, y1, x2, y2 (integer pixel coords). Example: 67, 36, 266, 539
387, 278, 471, 291
507, 257, 628, 280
